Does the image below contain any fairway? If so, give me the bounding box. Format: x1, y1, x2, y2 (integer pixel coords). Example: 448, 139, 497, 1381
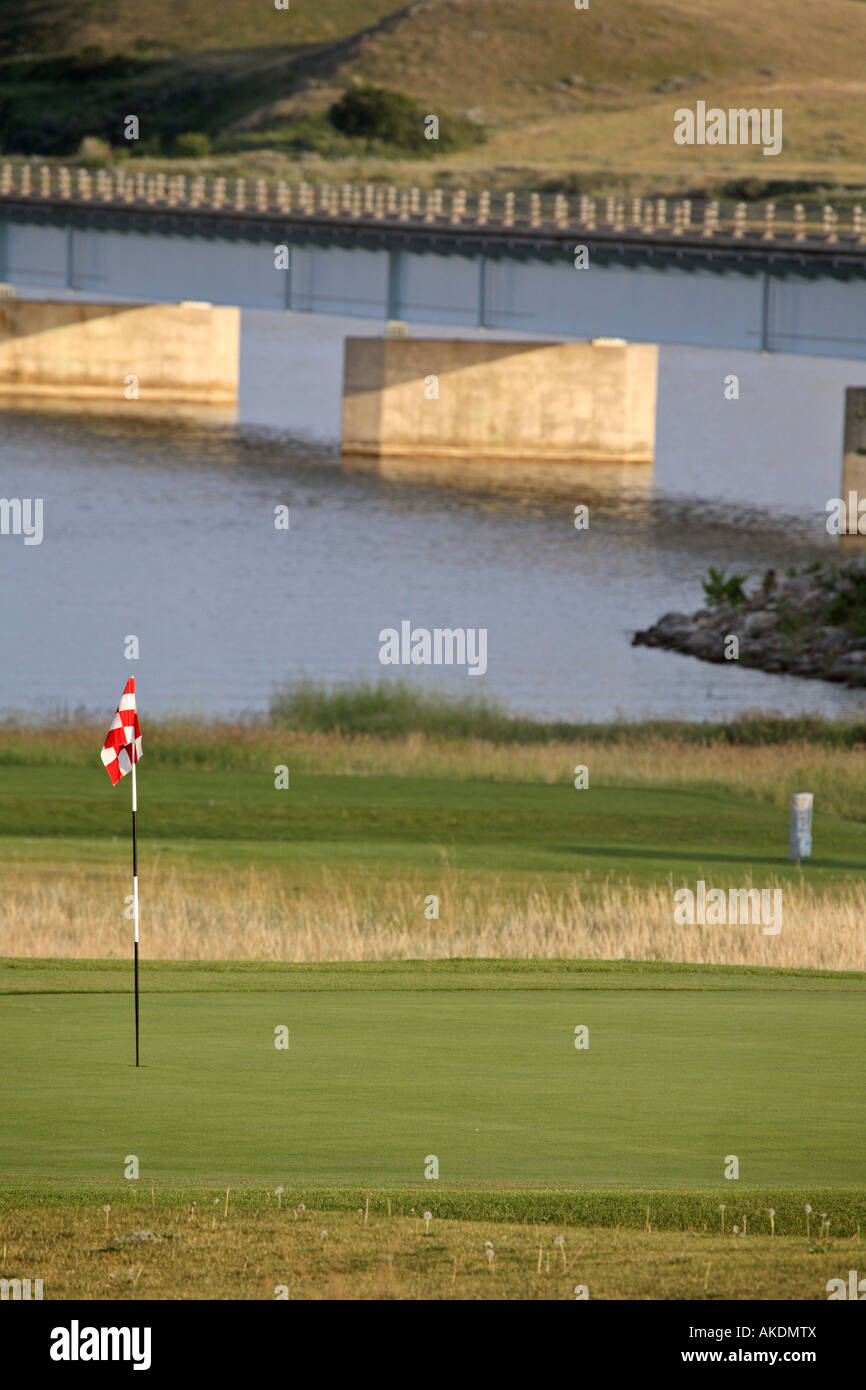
1, 961, 863, 1190
3, 765, 866, 890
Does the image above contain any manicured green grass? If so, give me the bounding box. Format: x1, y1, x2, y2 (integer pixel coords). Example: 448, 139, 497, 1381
1, 961, 862, 1190
4, 957, 863, 994
1, 764, 864, 891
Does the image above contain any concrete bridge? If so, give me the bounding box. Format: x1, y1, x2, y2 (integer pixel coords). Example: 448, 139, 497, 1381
2, 164, 866, 359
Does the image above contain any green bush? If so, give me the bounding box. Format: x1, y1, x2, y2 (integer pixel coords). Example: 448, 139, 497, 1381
173, 130, 211, 159
828, 570, 866, 636
329, 85, 422, 145
701, 565, 748, 608
269, 677, 521, 739
328, 84, 483, 154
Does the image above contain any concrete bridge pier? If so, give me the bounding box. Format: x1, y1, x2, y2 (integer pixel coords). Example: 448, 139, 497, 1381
341, 337, 659, 465
842, 387, 866, 495
0, 298, 239, 403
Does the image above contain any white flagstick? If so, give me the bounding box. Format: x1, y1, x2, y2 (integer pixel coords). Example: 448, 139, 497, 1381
131, 738, 140, 1067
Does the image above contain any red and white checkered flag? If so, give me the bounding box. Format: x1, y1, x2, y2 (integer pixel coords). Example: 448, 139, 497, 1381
100, 677, 142, 785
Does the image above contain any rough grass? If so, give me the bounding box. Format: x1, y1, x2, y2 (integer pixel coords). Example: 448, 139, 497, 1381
2, 865, 865, 969
10, 684, 866, 751
0, 1189, 861, 1299
3, 701, 866, 968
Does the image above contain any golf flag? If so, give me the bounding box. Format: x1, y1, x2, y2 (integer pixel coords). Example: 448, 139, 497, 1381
100, 677, 142, 784
101, 676, 142, 1066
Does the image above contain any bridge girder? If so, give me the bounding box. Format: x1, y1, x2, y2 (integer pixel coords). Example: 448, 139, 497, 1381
1, 198, 865, 282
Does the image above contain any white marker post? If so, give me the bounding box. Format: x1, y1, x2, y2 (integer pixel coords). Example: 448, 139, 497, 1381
789, 792, 813, 863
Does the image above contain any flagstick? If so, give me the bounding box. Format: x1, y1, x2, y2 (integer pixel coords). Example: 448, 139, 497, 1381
131, 743, 140, 1067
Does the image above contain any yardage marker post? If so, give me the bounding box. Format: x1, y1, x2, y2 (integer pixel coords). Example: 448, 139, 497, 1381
131, 744, 140, 1067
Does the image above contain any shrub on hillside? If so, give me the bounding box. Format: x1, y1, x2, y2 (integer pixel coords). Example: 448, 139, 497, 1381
173, 131, 211, 159
328, 84, 483, 155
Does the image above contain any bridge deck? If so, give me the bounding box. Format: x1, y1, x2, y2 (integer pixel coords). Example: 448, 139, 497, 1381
1, 164, 865, 279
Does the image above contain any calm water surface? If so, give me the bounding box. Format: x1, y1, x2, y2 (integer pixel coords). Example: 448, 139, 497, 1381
2, 310, 865, 723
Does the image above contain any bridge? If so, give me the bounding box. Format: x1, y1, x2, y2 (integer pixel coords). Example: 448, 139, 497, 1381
2, 165, 866, 360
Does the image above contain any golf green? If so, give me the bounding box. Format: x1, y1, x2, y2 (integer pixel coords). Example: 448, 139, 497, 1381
1, 961, 862, 1189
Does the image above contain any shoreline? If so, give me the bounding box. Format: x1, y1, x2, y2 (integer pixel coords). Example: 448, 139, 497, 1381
633, 558, 866, 689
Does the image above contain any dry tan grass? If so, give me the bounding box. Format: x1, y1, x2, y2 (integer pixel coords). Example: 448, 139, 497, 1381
10, 0, 866, 194
2, 1201, 857, 1301
1, 863, 862, 971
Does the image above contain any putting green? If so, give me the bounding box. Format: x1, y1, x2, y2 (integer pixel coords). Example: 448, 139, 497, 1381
1, 961, 862, 1189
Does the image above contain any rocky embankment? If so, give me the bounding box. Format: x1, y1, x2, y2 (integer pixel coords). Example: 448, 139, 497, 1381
633, 558, 866, 687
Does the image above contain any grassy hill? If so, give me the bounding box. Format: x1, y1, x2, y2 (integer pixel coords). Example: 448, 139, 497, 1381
1, 0, 866, 198
0, 0, 400, 57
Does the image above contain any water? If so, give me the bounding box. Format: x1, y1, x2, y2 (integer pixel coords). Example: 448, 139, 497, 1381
2, 309, 865, 723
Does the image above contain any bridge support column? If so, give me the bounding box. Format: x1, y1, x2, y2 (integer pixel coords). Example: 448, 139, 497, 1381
842, 387, 866, 496
478, 256, 488, 329
65, 227, 76, 291
386, 248, 403, 321
342, 337, 658, 463
0, 299, 240, 403
760, 272, 772, 351
284, 246, 292, 310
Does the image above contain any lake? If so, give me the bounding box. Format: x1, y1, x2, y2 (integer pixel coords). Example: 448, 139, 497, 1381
2, 308, 865, 723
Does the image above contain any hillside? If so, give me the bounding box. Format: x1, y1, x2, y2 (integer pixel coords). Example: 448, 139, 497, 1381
1, 0, 865, 199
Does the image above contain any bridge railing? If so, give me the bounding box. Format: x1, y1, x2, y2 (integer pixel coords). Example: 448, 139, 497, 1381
1, 162, 864, 247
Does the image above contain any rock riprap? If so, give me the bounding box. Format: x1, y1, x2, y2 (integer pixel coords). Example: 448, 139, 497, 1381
632, 559, 866, 686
